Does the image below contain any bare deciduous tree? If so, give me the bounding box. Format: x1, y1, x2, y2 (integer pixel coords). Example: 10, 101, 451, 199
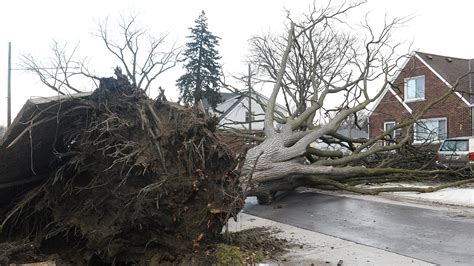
22, 42, 87, 95
22, 15, 180, 95
239, 2, 474, 202
98, 15, 180, 93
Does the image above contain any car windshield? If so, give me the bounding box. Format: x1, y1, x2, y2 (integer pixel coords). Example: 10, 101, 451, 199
440, 139, 469, 151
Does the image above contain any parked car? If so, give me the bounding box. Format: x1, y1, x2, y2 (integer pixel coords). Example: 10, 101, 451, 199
435, 137, 474, 171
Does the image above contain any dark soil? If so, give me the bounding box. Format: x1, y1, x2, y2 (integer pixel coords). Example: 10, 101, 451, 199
0, 71, 244, 265
0, 226, 291, 265
223, 227, 289, 258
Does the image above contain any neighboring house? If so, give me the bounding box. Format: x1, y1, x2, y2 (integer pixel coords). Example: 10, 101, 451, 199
203, 90, 287, 155
206, 91, 287, 131
201, 92, 238, 115
368, 51, 474, 144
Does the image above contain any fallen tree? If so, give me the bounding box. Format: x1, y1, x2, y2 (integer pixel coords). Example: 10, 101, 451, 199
2, 3, 473, 263
237, 2, 474, 202
0, 72, 244, 264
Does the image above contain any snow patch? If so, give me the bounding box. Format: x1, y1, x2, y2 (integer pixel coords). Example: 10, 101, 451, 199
394, 188, 474, 207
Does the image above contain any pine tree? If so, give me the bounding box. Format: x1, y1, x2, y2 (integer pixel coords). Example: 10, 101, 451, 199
177, 11, 223, 109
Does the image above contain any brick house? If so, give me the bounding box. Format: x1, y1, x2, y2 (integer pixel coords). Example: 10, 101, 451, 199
368, 51, 473, 144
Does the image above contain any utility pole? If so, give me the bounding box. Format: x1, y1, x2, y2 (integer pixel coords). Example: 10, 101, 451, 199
247, 64, 252, 133
7, 42, 11, 127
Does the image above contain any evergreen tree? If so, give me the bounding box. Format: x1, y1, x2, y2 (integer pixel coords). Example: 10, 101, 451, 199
177, 11, 223, 109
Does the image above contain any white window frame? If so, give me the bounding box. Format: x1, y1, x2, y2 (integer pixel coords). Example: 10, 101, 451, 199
383, 121, 396, 139
413, 117, 447, 144
383, 121, 396, 146
404, 75, 425, 102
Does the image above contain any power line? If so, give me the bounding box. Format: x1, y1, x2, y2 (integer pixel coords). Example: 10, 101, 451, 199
10, 67, 80, 71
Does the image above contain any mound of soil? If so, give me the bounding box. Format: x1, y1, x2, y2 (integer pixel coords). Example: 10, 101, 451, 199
0, 71, 244, 264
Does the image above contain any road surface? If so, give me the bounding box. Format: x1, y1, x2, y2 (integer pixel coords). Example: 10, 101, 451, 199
244, 191, 474, 265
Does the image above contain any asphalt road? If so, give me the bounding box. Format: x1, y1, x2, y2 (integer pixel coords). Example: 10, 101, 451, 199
244, 191, 474, 265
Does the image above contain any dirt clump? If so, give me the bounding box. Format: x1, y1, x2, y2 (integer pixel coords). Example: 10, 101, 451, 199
0, 70, 244, 264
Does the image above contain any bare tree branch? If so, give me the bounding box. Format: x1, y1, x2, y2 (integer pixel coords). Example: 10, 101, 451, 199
97, 15, 180, 92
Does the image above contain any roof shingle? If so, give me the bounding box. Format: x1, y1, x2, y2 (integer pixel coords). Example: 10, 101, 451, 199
415, 51, 473, 102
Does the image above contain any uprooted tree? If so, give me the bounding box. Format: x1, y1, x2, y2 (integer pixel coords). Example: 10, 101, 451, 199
0, 16, 244, 264
2, 2, 474, 264
237, 2, 474, 202
0, 74, 243, 264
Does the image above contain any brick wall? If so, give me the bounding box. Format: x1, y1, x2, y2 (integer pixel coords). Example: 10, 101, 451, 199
369, 56, 471, 139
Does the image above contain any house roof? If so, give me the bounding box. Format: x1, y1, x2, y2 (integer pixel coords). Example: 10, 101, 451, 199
210, 90, 288, 120
369, 51, 474, 117
201, 92, 239, 111
214, 94, 244, 118
415, 51, 472, 100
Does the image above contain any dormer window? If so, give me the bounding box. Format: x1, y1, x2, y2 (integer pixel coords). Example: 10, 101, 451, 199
404, 75, 425, 102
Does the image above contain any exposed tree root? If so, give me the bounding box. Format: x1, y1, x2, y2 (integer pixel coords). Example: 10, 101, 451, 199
0, 73, 244, 264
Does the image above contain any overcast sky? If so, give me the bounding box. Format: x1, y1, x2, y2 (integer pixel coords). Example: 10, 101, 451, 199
1, 0, 474, 126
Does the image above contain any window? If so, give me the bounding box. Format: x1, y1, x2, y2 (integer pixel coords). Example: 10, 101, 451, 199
404, 76, 425, 102
384, 121, 396, 139
414, 118, 447, 143
440, 139, 468, 152
384, 121, 396, 146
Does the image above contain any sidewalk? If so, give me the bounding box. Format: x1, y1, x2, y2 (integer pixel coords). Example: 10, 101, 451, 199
228, 213, 433, 266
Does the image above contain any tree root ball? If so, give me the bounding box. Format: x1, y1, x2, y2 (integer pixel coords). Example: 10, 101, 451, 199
0, 75, 243, 264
